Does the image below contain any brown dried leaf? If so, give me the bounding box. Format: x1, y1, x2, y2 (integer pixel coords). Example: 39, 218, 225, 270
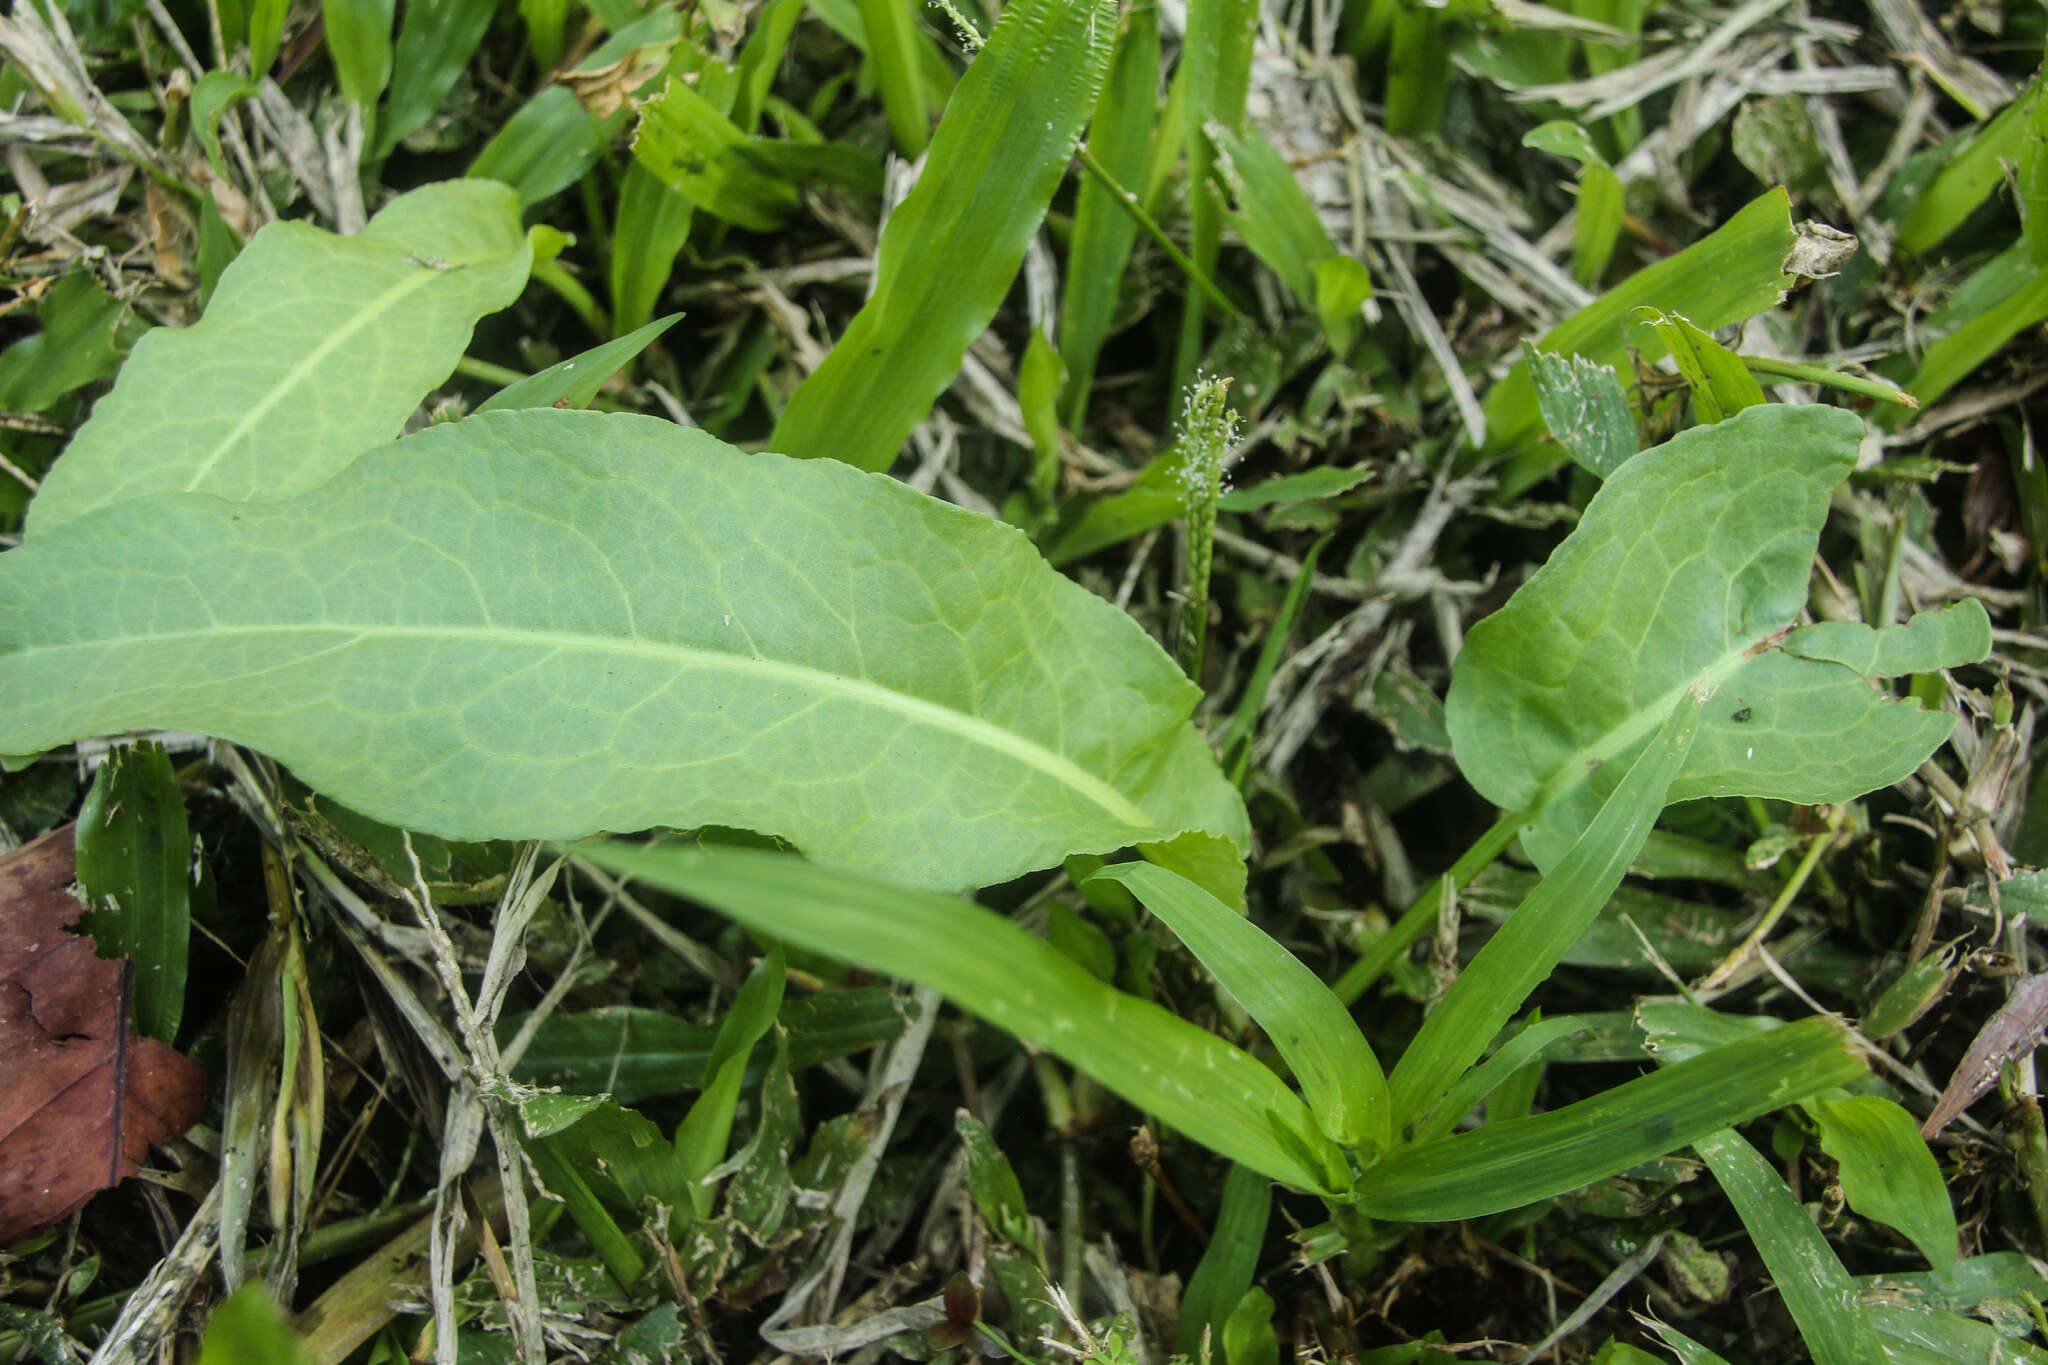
1921, 971, 2048, 1138
0, 824, 205, 1244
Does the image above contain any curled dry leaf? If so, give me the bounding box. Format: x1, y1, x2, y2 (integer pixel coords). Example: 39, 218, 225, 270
0, 824, 205, 1244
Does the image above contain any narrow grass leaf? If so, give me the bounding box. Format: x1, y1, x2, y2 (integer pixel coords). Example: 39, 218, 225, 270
565, 842, 1340, 1193
4, 409, 1246, 892
1695, 1127, 1889, 1365
1173, 0, 1257, 387
324, 0, 396, 113
1409, 1015, 1603, 1146
1359, 1018, 1866, 1221
956, 1111, 1045, 1264
1446, 404, 1982, 872
1210, 123, 1354, 347
856, 0, 932, 156
674, 948, 784, 1215
1219, 535, 1329, 783
1892, 260, 2048, 417
376, 0, 498, 157
1388, 691, 1700, 1130
1524, 341, 1636, 478
190, 72, 257, 177
1898, 74, 2045, 255
632, 76, 800, 231
1218, 470, 1370, 512
1092, 862, 1389, 1152
1809, 1095, 1957, 1272
771, 0, 1116, 472
610, 163, 697, 338
467, 87, 607, 208
249, 0, 286, 76
75, 743, 191, 1044
27, 181, 530, 533
1176, 1163, 1272, 1355
1482, 188, 1795, 464
1059, 0, 1159, 428
477, 315, 680, 412
1864, 1302, 2048, 1364
1633, 308, 1766, 422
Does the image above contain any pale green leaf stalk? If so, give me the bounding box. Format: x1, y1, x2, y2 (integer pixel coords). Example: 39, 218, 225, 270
1696, 1128, 1891, 1365
4, 409, 1247, 894
1175, 376, 1234, 678
566, 843, 1342, 1194
1092, 862, 1390, 1152
27, 181, 531, 534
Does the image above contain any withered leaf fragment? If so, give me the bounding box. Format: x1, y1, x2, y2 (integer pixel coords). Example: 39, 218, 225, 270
0, 824, 205, 1244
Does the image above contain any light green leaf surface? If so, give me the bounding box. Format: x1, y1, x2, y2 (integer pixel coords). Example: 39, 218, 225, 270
477, 315, 680, 413
27, 181, 530, 534
1482, 188, 1794, 467
1093, 862, 1390, 1151
1524, 341, 1636, 478
1635, 308, 1766, 421
324, 0, 396, 112
4, 409, 1245, 891
1446, 404, 1975, 871
1210, 122, 1361, 350
1809, 1095, 1957, 1272
632, 75, 799, 231
770, 0, 1117, 472
1898, 74, 2045, 254
566, 842, 1339, 1193
1696, 1127, 1889, 1365
1784, 601, 1992, 678
1218, 465, 1371, 511
75, 742, 191, 1044
1358, 1018, 1865, 1222
1390, 692, 1700, 1130
376, 0, 497, 157
197, 1285, 315, 1365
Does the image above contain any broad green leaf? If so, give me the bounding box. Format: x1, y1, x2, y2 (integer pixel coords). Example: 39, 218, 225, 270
535, 1098, 694, 1214
1176, 1164, 1271, 1355
26, 181, 530, 534
1222, 1289, 1278, 1365
196, 1285, 314, 1365
632, 76, 799, 232
3, 409, 1245, 892
0, 269, 139, 414
1633, 308, 1766, 422
609, 162, 697, 337
1357, 1018, 1865, 1221
1898, 74, 2046, 255
75, 742, 191, 1044
1092, 862, 1389, 1152
1482, 188, 1795, 466
502, 989, 911, 1104
1784, 601, 1992, 678
249, 0, 286, 77
1696, 1127, 1889, 1365
1445, 403, 1981, 872
477, 315, 680, 413
566, 842, 1341, 1193
1389, 692, 1700, 1130
1809, 1095, 1957, 1272
674, 948, 784, 1215
770, 0, 1118, 472
1523, 341, 1636, 478
1059, 0, 1159, 428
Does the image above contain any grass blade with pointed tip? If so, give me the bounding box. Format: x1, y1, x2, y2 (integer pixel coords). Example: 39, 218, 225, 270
1389, 690, 1700, 1131
1695, 1127, 1889, 1365
631, 76, 799, 232
75, 742, 191, 1044
770, 0, 1117, 472
375, 0, 497, 158
1446, 403, 1986, 873
4, 408, 1245, 893
1898, 74, 2045, 255
1176, 1164, 1270, 1355
27, 181, 530, 534
566, 842, 1340, 1194
1359, 1018, 1866, 1221
1091, 862, 1388, 1151
477, 315, 680, 413
674, 948, 784, 1217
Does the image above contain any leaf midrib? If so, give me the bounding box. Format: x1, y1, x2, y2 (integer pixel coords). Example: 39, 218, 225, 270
180, 252, 505, 493
28, 621, 1157, 827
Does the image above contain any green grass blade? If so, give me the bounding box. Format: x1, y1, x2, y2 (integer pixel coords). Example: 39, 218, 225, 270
1695, 1127, 1889, 1365
1482, 188, 1795, 469
1173, 0, 1256, 390
1809, 1095, 1957, 1272
1059, 0, 1159, 429
674, 948, 785, 1216
1635, 308, 1766, 422
565, 842, 1342, 1194
197, 1286, 315, 1365
770, 0, 1116, 472
1408, 1015, 1601, 1147
75, 742, 191, 1043
632, 75, 801, 231
467, 87, 607, 209
27, 181, 530, 533
856, 0, 933, 156
1891, 259, 2048, 417
1093, 862, 1389, 1152
323, 0, 395, 114
477, 315, 681, 412
1176, 1164, 1270, 1355
375, 0, 497, 158
1219, 534, 1329, 782
1446, 404, 1982, 872
1359, 1017, 1866, 1221
1387, 689, 1700, 1130
1898, 74, 2045, 255
4, 409, 1246, 893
